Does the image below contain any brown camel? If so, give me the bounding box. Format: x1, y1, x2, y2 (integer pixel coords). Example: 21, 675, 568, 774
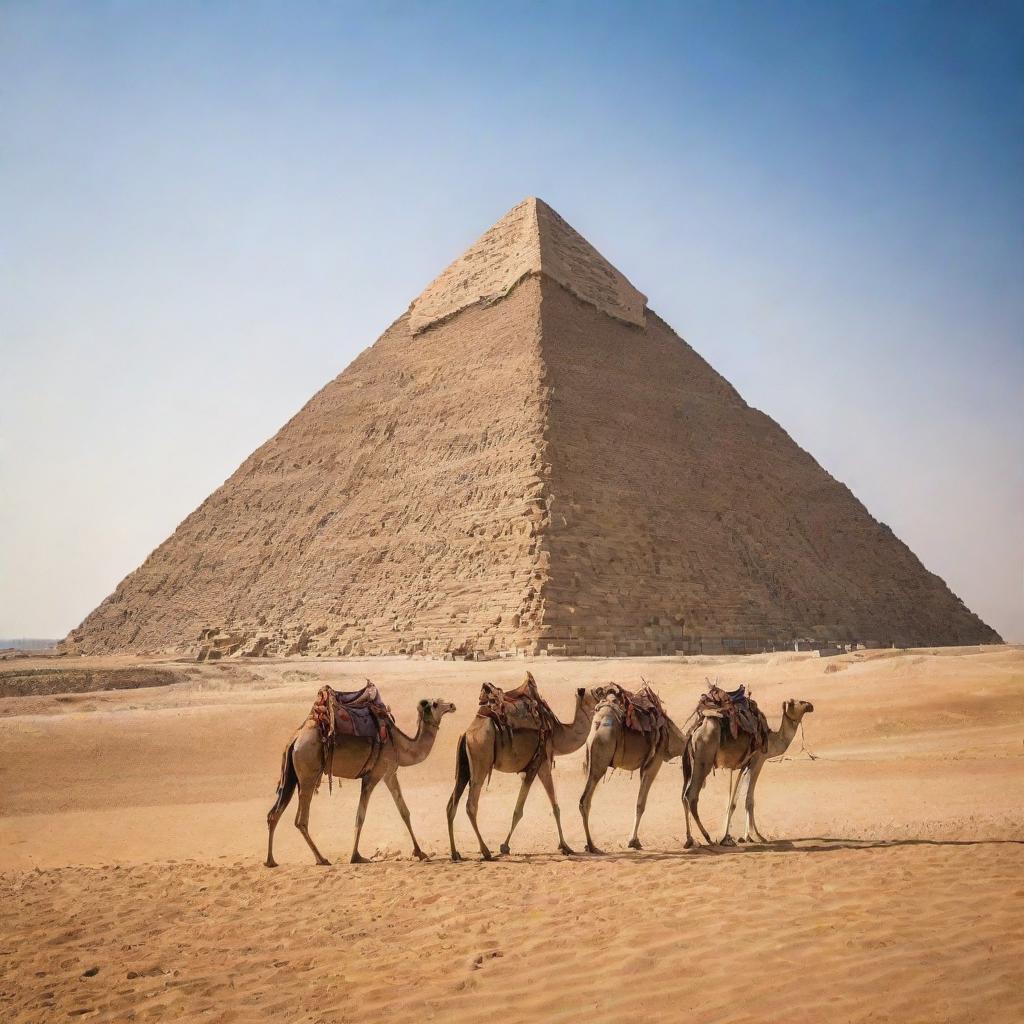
446, 675, 605, 861
682, 698, 815, 847
265, 695, 456, 867
578, 687, 687, 854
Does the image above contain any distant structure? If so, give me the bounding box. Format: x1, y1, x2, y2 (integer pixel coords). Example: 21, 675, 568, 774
63, 198, 1001, 659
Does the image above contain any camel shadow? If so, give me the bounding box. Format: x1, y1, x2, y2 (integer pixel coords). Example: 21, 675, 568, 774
682, 835, 1024, 856
314, 835, 1024, 870
449, 851, 684, 866
441, 835, 1024, 865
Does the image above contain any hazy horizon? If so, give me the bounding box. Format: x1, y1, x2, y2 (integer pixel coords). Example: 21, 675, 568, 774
2, 2, 1021, 643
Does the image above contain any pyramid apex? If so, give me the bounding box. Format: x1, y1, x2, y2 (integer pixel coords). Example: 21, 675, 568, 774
409, 198, 647, 334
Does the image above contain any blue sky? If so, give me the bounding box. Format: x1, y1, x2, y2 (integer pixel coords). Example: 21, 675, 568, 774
2, 1, 1022, 641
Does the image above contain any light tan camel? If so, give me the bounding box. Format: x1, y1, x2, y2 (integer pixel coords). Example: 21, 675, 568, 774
265, 696, 456, 867
578, 691, 687, 854
446, 676, 605, 861
682, 698, 815, 847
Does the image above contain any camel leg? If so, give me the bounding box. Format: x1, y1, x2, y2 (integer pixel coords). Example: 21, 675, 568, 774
735, 770, 750, 843
536, 757, 575, 856
350, 774, 380, 864
683, 796, 694, 848
384, 773, 428, 861
719, 769, 743, 846
446, 734, 471, 862
684, 784, 715, 847
742, 758, 768, 843
500, 766, 538, 856
293, 774, 330, 866
579, 729, 615, 855
682, 744, 695, 849
628, 757, 663, 850
465, 775, 494, 861
266, 741, 298, 868
682, 750, 715, 848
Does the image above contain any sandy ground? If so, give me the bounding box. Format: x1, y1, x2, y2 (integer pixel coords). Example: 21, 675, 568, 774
1, 646, 1022, 1023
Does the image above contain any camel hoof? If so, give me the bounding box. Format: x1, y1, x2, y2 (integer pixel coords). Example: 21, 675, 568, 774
350, 853, 369, 864
451, 851, 463, 863
719, 836, 737, 847
265, 858, 278, 868
499, 843, 511, 856
683, 838, 695, 849
627, 838, 643, 851
315, 858, 331, 867
413, 849, 430, 862
584, 844, 604, 856
480, 851, 494, 862
558, 844, 576, 856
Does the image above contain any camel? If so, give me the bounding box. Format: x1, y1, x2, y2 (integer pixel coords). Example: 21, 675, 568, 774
265, 695, 456, 867
578, 687, 687, 854
446, 675, 605, 861
682, 697, 815, 848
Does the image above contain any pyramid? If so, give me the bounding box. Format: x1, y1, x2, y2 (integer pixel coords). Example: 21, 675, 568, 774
64, 198, 1001, 659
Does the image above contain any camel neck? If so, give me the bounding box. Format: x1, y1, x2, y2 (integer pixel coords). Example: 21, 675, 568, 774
551, 695, 592, 756
392, 717, 439, 767
766, 712, 800, 758
664, 717, 687, 760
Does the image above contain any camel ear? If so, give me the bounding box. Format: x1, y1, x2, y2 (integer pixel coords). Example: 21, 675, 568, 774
524, 671, 536, 685
577, 687, 585, 698
419, 698, 429, 711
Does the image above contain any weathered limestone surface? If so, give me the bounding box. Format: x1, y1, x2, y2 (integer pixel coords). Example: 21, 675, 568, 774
409, 197, 646, 333
537, 278, 998, 653
64, 199, 1001, 657
66, 279, 551, 658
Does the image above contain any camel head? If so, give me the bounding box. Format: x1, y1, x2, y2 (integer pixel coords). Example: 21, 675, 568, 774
577, 686, 609, 716
783, 698, 814, 722
418, 698, 456, 727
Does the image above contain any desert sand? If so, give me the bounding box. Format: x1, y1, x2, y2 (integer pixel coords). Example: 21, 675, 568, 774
1, 645, 1022, 1022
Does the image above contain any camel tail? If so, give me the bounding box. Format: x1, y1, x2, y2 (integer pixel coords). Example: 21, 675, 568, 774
269, 739, 299, 818
682, 733, 693, 791
456, 732, 470, 786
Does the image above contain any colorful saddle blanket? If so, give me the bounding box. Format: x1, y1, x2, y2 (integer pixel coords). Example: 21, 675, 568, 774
623, 684, 668, 736
476, 672, 558, 739
696, 683, 769, 750
599, 683, 670, 769
311, 682, 394, 746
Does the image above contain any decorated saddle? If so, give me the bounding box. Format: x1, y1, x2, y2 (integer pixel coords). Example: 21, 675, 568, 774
309, 682, 396, 788
695, 683, 769, 751
311, 682, 394, 746
599, 682, 670, 769
475, 672, 559, 743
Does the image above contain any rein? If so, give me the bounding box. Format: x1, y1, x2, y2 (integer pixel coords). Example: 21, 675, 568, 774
769, 716, 819, 763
